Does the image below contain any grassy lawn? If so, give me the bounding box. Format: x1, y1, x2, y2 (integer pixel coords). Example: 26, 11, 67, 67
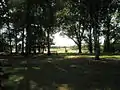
64, 54, 120, 60
50, 47, 120, 60
1, 53, 120, 90
100, 55, 120, 60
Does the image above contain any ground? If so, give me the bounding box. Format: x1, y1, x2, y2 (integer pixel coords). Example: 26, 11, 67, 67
1, 53, 120, 90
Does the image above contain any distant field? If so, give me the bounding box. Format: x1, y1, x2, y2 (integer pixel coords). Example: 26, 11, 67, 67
50, 47, 120, 60
50, 47, 88, 53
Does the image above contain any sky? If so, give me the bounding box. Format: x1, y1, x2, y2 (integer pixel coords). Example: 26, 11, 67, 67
53, 32, 104, 46
53, 32, 76, 46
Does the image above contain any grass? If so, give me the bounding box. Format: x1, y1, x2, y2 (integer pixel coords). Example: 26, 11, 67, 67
64, 54, 94, 59
51, 47, 120, 60
51, 47, 78, 53
100, 55, 120, 60
64, 54, 120, 60
9, 75, 23, 82
2, 50, 120, 90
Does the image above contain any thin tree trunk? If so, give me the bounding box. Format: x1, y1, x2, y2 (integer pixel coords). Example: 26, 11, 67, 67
25, 0, 31, 89
9, 32, 12, 54
104, 17, 110, 53
104, 35, 110, 53
38, 46, 40, 53
25, 0, 31, 55
78, 41, 82, 54
22, 28, 24, 54
33, 40, 36, 54
9, 38, 12, 54
88, 26, 93, 54
15, 29, 18, 54
47, 28, 51, 55
26, 24, 31, 55
106, 31, 110, 52
93, 25, 100, 60
7, 23, 12, 54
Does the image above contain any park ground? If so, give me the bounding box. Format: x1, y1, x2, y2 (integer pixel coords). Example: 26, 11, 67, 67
1, 47, 120, 90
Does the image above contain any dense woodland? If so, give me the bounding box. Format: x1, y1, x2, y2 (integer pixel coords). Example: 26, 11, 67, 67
0, 0, 120, 59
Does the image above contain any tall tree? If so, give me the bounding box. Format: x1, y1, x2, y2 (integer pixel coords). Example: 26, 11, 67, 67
103, 3, 119, 53
82, 0, 118, 59
57, 0, 88, 53
83, 23, 93, 54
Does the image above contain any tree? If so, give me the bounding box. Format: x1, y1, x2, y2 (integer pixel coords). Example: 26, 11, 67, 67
57, 0, 88, 53
82, 0, 119, 59
83, 23, 93, 54
103, 4, 120, 53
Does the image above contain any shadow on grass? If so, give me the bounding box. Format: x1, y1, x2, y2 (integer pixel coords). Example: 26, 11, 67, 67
1, 53, 120, 90
4, 58, 120, 90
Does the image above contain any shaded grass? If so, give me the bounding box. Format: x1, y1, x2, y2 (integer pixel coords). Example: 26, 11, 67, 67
2, 53, 120, 90
5, 58, 120, 90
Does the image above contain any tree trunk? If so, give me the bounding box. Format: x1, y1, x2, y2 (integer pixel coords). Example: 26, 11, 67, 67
106, 31, 110, 52
33, 48, 36, 54
9, 32, 12, 54
21, 28, 24, 54
47, 28, 51, 55
9, 38, 12, 54
26, 24, 31, 55
88, 39, 93, 54
88, 26, 93, 54
38, 46, 40, 53
25, 1, 31, 90
104, 34, 110, 53
78, 42, 82, 54
4, 0, 12, 54
104, 17, 110, 53
7, 23, 12, 54
15, 30, 18, 54
33, 41, 36, 54
25, 0, 32, 55
93, 26, 100, 60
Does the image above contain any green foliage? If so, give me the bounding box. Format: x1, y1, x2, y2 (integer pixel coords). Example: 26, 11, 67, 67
0, 0, 120, 58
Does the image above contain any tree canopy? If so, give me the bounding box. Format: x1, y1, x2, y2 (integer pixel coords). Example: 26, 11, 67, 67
0, 0, 120, 59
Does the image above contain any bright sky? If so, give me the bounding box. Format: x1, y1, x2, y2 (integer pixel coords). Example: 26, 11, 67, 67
53, 32, 104, 46
53, 32, 76, 46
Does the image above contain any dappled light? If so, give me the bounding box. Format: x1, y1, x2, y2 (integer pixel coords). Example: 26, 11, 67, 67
2, 56, 120, 90
0, 0, 120, 90
64, 55, 94, 59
